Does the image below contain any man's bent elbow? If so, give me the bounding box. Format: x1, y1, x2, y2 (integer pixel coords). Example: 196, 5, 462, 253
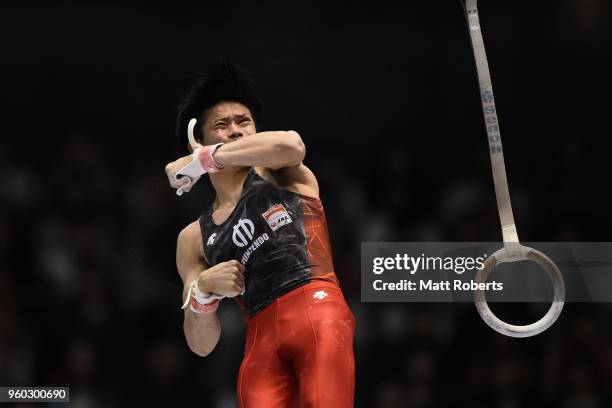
186, 337, 219, 357
189, 344, 214, 357
280, 131, 306, 164
184, 323, 221, 357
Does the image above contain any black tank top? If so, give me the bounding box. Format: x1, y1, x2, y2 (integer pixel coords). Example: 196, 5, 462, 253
199, 168, 338, 317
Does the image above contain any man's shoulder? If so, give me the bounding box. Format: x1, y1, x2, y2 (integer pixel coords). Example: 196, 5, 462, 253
255, 164, 319, 198
178, 220, 203, 244
177, 219, 207, 260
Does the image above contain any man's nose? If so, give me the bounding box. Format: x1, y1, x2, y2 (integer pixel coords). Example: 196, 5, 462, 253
228, 123, 243, 139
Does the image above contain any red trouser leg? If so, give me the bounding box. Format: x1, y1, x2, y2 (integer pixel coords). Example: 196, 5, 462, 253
237, 281, 356, 408
237, 305, 298, 407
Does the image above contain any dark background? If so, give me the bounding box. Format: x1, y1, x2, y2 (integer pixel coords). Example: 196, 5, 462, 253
1, 0, 611, 406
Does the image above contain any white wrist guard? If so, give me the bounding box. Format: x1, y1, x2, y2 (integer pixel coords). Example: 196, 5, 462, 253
181, 279, 225, 310
175, 143, 224, 196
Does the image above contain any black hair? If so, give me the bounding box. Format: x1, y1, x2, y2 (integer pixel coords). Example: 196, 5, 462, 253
175, 58, 263, 149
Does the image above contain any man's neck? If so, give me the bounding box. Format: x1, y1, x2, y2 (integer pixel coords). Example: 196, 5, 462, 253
209, 166, 251, 208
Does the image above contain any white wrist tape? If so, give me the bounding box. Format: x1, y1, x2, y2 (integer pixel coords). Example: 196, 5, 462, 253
176, 148, 206, 179
175, 144, 224, 196
181, 279, 225, 310
188, 298, 219, 314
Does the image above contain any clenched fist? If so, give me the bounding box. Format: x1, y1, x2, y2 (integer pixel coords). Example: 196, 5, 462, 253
198, 260, 245, 298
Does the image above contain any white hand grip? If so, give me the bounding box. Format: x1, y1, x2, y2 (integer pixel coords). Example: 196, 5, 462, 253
187, 118, 200, 150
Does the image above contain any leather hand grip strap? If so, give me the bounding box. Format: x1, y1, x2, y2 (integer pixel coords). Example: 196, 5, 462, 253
174, 118, 224, 196
461, 0, 565, 337
189, 298, 220, 314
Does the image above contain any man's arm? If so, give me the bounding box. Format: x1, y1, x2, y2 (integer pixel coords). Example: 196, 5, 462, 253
176, 221, 246, 357
212, 130, 319, 198
165, 130, 317, 197
213, 130, 305, 170
177, 222, 220, 357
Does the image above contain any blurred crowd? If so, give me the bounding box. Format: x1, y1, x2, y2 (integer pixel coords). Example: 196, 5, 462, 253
1, 131, 611, 407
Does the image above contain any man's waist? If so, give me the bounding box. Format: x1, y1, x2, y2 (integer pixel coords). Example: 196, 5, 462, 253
245, 276, 339, 320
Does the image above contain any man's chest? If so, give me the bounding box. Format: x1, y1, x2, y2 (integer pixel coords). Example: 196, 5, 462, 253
203, 195, 301, 266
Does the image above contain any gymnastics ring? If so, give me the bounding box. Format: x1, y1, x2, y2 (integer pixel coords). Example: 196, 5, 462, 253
461, 0, 565, 337
474, 244, 565, 338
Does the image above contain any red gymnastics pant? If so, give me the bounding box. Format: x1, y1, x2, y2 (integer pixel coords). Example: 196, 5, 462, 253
237, 280, 356, 407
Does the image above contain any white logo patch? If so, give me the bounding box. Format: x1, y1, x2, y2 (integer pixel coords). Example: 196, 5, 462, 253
207, 233, 217, 246
313, 290, 328, 300
232, 219, 255, 248
262, 204, 292, 232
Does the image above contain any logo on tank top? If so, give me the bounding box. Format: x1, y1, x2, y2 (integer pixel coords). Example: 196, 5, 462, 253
206, 233, 217, 246
261, 203, 292, 232
232, 219, 255, 247
232, 218, 271, 264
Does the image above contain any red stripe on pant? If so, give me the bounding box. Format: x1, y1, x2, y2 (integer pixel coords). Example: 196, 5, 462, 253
237, 280, 356, 407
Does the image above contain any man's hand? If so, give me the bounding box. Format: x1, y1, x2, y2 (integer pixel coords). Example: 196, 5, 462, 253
165, 154, 194, 191
198, 260, 245, 297
165, 144, 225, 196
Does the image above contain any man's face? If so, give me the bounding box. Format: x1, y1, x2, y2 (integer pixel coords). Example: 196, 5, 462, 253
200, 101, 256, 146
